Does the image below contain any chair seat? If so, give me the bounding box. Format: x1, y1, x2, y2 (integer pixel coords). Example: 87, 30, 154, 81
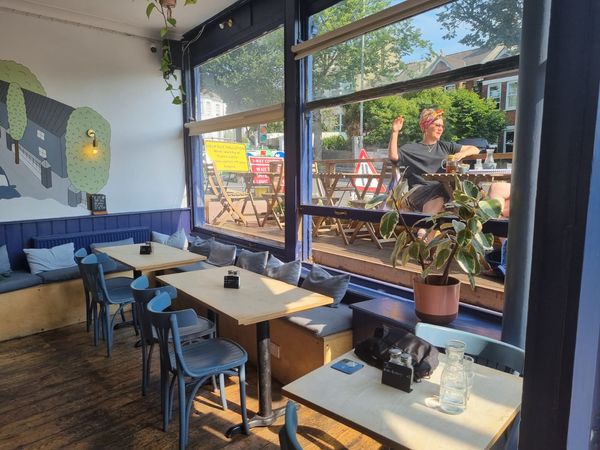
178, 316, 216, 341
106, 284, 134, 304
171, 338, 247, 377
106, 276, 134, 290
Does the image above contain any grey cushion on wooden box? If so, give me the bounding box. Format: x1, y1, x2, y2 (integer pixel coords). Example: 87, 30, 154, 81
235, 250, 268, 274
264, 260, 301, 286
38, 266, 82, 283
90, 237, 134, 252
285, 304, 353, 337
152, 229, 188, 250
188, 236, 214, 257
175, 261, 214, 272
301, 265, 350, 307
207, 241, 236, 267
0, 245, 11, 276
0, 271, 43, 293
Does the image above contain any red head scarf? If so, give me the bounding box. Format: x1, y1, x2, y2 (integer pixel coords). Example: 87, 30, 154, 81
419, 109, 444, 132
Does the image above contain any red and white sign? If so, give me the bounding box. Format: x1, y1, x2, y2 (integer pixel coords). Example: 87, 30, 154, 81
248, 156, 285, 188
354, 149, 378, 193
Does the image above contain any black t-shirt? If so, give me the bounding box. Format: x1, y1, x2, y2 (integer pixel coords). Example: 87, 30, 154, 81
394, 141, 462, 187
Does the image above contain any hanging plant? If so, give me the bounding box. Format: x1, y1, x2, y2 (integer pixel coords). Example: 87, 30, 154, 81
146, 0, 198, 105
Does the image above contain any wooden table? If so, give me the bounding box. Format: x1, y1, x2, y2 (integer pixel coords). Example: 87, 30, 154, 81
283, 351, 522, 450
99, 242, 206, 277
423, 171, 512, 198
157, 266, 333, 436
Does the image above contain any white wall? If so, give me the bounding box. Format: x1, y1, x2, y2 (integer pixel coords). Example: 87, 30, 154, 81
0, 11, 187, 221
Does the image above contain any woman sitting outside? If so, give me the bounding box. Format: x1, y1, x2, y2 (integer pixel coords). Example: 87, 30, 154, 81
388, 108, 511, 217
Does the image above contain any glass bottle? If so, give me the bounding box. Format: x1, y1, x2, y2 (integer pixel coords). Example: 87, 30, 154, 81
439, 340, 467, 414
483, 149, 496, 169
388, 348, 403, 365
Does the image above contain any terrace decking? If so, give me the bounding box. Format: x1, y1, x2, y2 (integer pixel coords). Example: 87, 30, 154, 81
0, 321, 380, 449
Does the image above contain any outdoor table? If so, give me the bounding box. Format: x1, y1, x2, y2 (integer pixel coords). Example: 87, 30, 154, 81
423, 170, 512, 198
99, 242, 206, 278
157, 266, 333, 436
283, 350, 522, 449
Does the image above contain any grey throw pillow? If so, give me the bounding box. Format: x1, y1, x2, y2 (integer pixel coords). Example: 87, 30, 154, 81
23, 242, 77, 275
235, 250, 268, 274
207, 241, 236, 267
188, 236, 214, 257
152, 229, 188, 250
301, 265, 350, 307
265, 255, 283, 270
90, 237, 134, 253
0, 245, 11, 276
265, 260, 301, 285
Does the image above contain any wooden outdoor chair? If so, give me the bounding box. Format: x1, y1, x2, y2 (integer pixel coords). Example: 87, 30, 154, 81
204, 162, 261, 226
261, 160, 285, 229
311, 162, 349, 244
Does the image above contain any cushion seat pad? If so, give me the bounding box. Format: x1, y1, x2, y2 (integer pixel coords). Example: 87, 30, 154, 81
285, 304, 353, 337
0, 271, 43, 293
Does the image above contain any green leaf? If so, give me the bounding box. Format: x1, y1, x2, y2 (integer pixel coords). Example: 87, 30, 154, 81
365, 194, 387, 209
457, 228, 472, 246
172, 96, 182, 105
440, 222, 454, 231
167, 18, 177, 27
463, 180, 479, 198
469, 218, 482, 234
160, 27, 168, 38
458, 207, 472, 221
467, 272, 477, 290
478, 199, 502, 220
474, 231, 494, 251
146, 3, 156, 18
184, 0, 198, 4
456, 249, 476, 274
452, 220, 466, 234
379, 211, 398, 238
435, 247, 452, 269
400, 247, 411, 266
391, 232, 407, 265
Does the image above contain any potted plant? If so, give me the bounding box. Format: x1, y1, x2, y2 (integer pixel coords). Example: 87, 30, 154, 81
368, 178, 502, 324
145, 0, 198, 105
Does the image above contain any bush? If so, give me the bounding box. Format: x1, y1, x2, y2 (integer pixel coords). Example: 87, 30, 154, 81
322, 135, 350, 151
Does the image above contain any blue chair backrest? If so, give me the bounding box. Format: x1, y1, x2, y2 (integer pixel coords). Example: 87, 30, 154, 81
131, 276, 177, 345
80, 253, 110, 305
279, 401, 303, 450
147, 293, 199, 375
415, 323, 525, 375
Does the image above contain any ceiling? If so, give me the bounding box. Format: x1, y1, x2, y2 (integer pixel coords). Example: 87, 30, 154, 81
0, 0, 238, 40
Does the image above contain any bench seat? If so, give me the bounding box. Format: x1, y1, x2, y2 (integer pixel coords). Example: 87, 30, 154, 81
285, 304, 353, 337
0, 271, 42, 293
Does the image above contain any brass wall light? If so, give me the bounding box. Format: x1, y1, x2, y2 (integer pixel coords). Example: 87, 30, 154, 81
87, 129, 98, 154
219, 18, 233, 29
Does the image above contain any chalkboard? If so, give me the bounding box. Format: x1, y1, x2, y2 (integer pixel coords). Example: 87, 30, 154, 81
89, 194, 107, 215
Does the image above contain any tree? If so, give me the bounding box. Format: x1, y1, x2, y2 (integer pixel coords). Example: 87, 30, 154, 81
437, 0, 523, 49
344, 87, 505, 147
0, 60, 46, 164
311, 0, 430, 159
65, 108, 111, 195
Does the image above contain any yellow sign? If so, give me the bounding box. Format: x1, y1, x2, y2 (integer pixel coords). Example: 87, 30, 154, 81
205, 141, 248, 172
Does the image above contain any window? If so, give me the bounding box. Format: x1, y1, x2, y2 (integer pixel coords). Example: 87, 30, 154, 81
504, 128, 515, 153
37, 130, 45, 140
487, 82, 502, 109
506, 80, 518, 110
190, 28, 285, 247
444, 84, 456, 92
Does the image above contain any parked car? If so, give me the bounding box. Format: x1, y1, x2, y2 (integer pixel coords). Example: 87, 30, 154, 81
0, 167, 20, 199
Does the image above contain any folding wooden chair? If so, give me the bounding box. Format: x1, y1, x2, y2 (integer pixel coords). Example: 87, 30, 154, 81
261, 160, 285, 229
204, 162, 260, 226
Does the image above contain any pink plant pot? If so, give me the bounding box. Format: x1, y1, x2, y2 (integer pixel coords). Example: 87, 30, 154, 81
413, 275, 461, 325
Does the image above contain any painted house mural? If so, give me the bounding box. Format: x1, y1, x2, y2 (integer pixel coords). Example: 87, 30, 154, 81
0, 60, 111, 213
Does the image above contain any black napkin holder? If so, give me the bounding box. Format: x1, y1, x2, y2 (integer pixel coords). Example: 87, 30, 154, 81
224, 271, 240, 289
381, 361, 413, 393
139, 243, 152, 255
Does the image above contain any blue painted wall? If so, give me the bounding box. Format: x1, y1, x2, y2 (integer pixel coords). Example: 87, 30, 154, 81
0, 207, 191, 271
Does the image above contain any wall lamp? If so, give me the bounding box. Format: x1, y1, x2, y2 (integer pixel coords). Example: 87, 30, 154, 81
87, 129, 98, 154
219, 18, 233, 29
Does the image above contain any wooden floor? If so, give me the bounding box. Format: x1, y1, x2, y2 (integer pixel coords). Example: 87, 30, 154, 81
0, 322, 381, 450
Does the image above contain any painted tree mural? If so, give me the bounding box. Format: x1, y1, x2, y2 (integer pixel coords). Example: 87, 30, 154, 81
0, 60, 46, 165
65, 107, 111, 194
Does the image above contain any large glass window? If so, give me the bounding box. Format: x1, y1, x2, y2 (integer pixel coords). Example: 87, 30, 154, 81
506, 80, 518, 110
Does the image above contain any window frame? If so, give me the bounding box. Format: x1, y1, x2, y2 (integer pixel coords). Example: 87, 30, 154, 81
486, 81, 502, 109
505, 80, 518, 111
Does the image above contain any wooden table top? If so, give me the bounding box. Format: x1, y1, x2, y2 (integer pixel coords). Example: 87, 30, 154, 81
283, 351, 522, 450
157, 266, 333, 326
99, 243, 206, 272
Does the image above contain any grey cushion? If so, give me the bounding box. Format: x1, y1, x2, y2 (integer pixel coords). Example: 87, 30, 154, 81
265, 260, 301, 285
188, 236, 214, 257
265, 255, 283, 270
175, 261, 214, 272
90, 237, 134, 252
0, 245, 11, 276
38, 266, 81, 283
152, 229, 188, 250
301, 265, 350, 307
235, 250, 268, 274
0, 270, 43, 293
23, 243, 77, 275
207, 241, 236, 267
285, 304, 353, 337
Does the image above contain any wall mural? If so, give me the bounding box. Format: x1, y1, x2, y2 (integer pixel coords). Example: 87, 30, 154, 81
0, 60, 111, 214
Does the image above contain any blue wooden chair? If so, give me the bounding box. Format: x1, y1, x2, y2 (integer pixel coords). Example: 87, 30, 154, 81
147, 292, 249, 448
75, 248, 133, 333
279, 401, 303, 450
79, 253, 136, 357
415, 323, 524, 449
130, 275, 226, 415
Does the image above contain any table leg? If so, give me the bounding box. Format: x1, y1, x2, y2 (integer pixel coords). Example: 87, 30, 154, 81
226, 320, 285, 437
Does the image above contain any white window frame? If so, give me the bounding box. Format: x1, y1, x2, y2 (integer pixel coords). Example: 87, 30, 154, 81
487, 82, 502, 109
505, 80, 518, 111
503, 126, 515, 153
444, 84, 456, 92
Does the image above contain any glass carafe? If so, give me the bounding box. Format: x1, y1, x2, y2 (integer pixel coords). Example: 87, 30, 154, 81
439, 340, 467, 414
483, 149, 496, 169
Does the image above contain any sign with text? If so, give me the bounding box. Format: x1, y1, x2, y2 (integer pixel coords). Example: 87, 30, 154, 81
249, 156, 284, 188
205, 141, 248, 172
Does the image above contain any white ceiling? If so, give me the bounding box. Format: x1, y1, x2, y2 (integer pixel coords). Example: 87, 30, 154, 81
0, 0, 238, 40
